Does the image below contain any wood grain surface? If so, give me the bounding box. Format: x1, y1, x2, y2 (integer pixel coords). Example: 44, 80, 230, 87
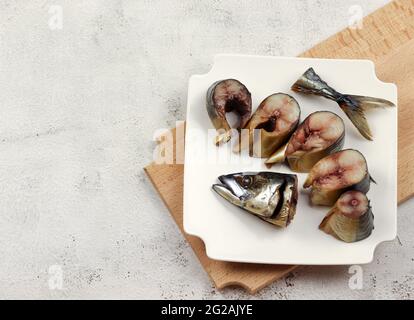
375, 39, 414, 202
144, 0, 414, 294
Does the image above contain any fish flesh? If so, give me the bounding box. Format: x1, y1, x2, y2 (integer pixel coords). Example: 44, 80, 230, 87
319, 190, 374, 242
291, 68, 394, 140
266, 111, 345, 172
303, 149, 372, 206
212, 172, 298, 228
206, 79, 252, 145
234, 93, 300, 158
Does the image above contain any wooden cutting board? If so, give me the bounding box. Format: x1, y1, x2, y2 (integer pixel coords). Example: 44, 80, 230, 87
144, 0, 414, 294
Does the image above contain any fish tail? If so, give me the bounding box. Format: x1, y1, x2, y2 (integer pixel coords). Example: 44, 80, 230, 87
349, 95, 395, 110
291, 68, 339, 101
336, 96, 371, 140
337, 94, 395, 141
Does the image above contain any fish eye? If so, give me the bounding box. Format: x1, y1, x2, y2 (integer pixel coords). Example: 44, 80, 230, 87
241, 176, 252, 187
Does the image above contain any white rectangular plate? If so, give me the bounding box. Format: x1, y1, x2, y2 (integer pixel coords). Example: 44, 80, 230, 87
183, 54, 397, 265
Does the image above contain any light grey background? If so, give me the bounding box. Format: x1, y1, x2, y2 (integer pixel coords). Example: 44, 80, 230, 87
0, 0, 412, 299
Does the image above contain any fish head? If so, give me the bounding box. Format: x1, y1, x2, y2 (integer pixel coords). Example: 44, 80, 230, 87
212, 172, 285, 218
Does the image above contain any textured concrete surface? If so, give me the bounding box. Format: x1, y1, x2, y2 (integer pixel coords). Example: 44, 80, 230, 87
1, 0, 413, 299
